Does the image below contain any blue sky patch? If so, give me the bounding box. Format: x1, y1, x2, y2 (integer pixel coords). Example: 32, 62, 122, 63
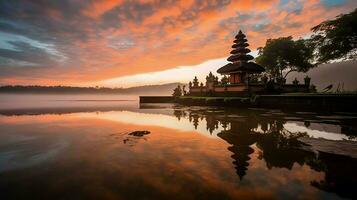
321, 0, 346, 7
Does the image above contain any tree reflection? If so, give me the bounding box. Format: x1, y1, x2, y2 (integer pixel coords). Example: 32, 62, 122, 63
172, 108, 357, 199
309, 152, 357, 199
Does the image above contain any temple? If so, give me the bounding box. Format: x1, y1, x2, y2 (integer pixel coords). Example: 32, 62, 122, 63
187, 30, 310, 96
217, 30, 265, 85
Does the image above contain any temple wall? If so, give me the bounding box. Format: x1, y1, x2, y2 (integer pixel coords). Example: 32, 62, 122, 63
229, 75, 235, 84
189, 84, 248, 96
139, 96, 175, 103
190, 87, 205, 93
229, 74, 243, 84
206, 82, 214, 91
226, 85, 247, 92
280, 84, 309, 93
176, 95, 357, 111
249, 85, 265, 92
188, 84, 309, 96
214, 87, 226, 92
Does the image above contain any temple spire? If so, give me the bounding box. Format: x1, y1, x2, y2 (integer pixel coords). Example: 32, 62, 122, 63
227, 30, 253, 63
217, 28, 265, 78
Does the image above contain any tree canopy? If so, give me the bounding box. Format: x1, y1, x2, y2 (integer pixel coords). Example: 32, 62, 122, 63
310, 8, 357, 63
256, 36, 315, 80
172, 85, 182, 97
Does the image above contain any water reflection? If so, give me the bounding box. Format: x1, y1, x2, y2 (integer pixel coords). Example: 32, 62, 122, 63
171, 107, 357, 199
122, 131, 151, 146
0, 103, 356, 199
170, 106, 357, 141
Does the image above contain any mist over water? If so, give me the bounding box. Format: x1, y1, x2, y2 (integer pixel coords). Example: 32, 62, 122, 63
0, 94, 356, 199
0, 94, 138, 110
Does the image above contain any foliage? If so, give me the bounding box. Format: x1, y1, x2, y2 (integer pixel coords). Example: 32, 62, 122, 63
256, 36, 315, 80
292, 78, 299, 85
304, 75, 311, 85
220, 76, 229, 85
182, 85, 187, 95
309, 84, 317, 93
172, 85, 182, 97
206, 72, 215, 82
192, 76, 199, 87
310, 8, 357, 63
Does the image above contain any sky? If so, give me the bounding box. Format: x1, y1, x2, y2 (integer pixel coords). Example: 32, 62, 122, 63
0, 0, 356, 88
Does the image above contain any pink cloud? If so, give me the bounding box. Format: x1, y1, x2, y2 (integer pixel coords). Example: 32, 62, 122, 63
1, 0, 356, 86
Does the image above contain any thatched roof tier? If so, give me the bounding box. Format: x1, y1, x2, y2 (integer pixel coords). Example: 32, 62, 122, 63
217, 62, 265, 74
217, 30, 266, 75
230, 48, 251, 54
227, 54, 254, 62
233, 38, 247, 43
235, 33, 246, 39
234, 30, 246, 39
232, 43, 249, 48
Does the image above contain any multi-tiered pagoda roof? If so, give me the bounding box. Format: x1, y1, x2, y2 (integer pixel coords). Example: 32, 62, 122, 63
217, 30, 265, 74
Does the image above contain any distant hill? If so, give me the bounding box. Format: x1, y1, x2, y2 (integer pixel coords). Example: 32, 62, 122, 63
0, 82, 184, 96
288, 60, 357, 91
122, 83, 184, 95
2, 60, 355, 95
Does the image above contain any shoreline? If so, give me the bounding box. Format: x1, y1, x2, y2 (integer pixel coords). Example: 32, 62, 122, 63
140, 94, 357, 111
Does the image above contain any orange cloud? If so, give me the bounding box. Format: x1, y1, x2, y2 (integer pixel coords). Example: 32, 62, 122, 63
82, 0, 123, 18
1, 0, 356, 86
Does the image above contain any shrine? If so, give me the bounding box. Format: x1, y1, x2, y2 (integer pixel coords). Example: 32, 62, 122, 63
187, 30, 309, 96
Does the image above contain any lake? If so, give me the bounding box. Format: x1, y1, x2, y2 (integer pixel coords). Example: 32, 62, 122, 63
0, 94, 356, 200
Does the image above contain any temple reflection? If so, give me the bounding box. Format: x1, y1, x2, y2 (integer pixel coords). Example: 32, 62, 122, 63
172, 107, 357, 199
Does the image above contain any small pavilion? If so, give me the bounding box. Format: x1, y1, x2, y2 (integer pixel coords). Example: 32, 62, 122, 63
217, 30, 265, 84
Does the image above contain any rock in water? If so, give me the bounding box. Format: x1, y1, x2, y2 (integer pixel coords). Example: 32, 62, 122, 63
128, 131, 150, 137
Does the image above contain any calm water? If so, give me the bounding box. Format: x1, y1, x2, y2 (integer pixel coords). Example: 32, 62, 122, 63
0, 94, 356, 200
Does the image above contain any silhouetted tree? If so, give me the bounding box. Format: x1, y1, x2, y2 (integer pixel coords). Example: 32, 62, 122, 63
182, 85, 187, 95
172, 85, 182, 97
193, 76, 199, 87
310, 8, 357, 63
221, 76, 229, 85
256, 36, 315, 80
